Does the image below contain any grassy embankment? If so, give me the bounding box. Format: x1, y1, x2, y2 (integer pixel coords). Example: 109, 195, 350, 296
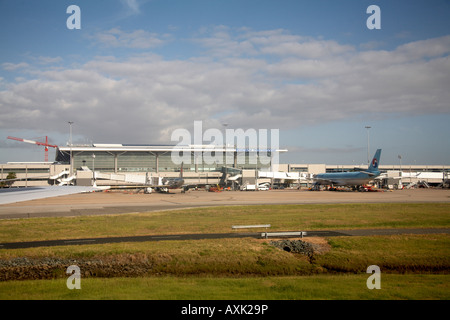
0, 203, 448, 299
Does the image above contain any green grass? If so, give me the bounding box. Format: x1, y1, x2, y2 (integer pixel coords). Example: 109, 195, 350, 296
316, 234, 450, 273
0, 274, 448, 300
1, 234, 449, 277
0, 203, 448, 243
0, 203, 449, 299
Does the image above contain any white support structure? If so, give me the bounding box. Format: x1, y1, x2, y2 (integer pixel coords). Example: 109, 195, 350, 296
261, 231, 307, 239
232, 224, 271, 230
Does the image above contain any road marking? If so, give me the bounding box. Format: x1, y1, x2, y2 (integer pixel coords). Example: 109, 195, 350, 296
152, 235, 181, 239
64, 239, 97, 244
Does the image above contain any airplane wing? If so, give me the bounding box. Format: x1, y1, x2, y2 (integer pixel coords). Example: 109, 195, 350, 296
0, 186, 100, 205
359, 171, 377, 176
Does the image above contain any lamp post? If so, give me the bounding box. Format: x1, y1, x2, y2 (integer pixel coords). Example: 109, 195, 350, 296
68, 121, 74, 177
255, 152, 259, 189
222, 123, 228, 187
92, 153, 96, 187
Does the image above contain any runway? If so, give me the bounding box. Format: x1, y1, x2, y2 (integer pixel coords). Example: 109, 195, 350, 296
0, 188, 449, 220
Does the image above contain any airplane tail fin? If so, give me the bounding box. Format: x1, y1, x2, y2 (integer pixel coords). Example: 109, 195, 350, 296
180, 162, 183, 178
368, 149, 381, 172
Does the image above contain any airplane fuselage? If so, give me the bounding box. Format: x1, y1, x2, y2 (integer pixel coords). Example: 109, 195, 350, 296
161, 177, 184, 189
314, 171, 380, 186
313, 149, 382, 187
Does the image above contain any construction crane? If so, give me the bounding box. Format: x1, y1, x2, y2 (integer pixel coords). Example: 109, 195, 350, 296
7, 136, 58, 162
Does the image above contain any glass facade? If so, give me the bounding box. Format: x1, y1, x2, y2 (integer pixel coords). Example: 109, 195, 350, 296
56, 147, 274, 173
117, 152, 156, 172
74, 152, 114, 172
158, 153, 179, 172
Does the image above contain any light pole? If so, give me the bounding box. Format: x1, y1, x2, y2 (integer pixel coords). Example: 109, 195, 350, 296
92, 153, 96, 187
68, 121, 74, 176
222, 123, 228, 145
222, 123, 228, 187
365, 126, 371, 165
255, 152, 259, 189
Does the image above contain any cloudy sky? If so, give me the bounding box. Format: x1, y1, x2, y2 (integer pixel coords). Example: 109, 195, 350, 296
1, 0, 449, 165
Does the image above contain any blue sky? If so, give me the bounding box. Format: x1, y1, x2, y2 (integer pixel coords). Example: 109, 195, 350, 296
1, 0, 449, 165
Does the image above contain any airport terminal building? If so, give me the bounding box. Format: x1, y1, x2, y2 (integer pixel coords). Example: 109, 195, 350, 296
2, 143, 286, 188
55, 144, 281, 173
1, 143, 449, 189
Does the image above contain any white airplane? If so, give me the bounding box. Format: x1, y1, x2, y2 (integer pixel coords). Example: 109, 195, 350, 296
313, 149, 382, 189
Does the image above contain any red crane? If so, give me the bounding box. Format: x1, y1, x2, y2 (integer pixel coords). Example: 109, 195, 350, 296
7, 136, 58, 162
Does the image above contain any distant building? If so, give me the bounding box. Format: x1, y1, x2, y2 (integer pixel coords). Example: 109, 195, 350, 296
1, 144, 448, 189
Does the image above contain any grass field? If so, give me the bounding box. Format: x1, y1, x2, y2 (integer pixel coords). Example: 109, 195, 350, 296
0, 203, 449, 300
0, 274, 448, 300
0, 203, 448, 242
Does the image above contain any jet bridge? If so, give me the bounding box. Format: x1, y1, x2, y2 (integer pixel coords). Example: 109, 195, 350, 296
94, 172, 162, 185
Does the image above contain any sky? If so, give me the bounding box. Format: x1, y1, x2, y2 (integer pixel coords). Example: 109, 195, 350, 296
0, 0, 449, 166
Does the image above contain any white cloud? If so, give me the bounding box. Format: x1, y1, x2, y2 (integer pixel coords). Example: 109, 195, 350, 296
260, 37, 354, 58
1, 28, 449, 146
395, 35, 450, 60
35, 56, 63, 65
195, 27, 354, 59
2, 62, 29, 71
92, 28, 169, 49
121, 0, 141, 15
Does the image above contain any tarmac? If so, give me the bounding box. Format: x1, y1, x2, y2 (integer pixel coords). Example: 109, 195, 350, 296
1, 228, 449, 250
0, 188, 449, 220
0, 188, 448, 249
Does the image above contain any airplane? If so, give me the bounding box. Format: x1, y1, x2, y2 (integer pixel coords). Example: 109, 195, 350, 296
140, 165, 187, 193
153, 176, 185, 193
0, 172, 186, 204
312, 149, 382, 190
0, 163, 187, 204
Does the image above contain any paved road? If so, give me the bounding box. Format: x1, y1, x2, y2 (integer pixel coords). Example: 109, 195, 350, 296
1, 228, 448, 249
1, 188, 449, 219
